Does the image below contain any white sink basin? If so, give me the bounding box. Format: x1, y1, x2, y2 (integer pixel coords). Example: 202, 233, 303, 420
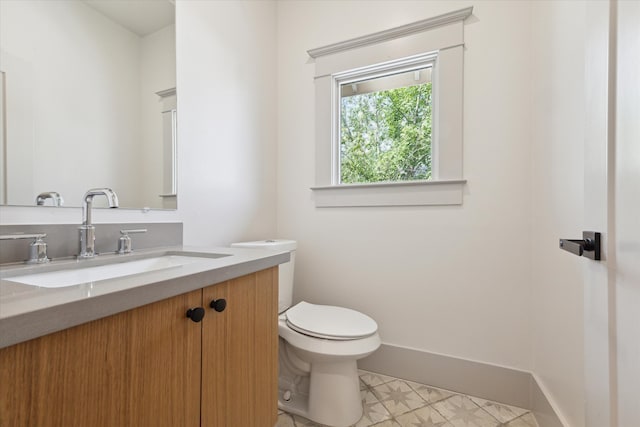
7, 254, 223, 288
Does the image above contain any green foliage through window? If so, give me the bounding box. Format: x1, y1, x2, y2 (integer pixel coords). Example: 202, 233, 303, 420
340, 81, 432, 184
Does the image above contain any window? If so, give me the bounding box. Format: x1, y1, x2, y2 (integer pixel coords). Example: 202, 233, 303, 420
309, 7, 471, 207
337, 57, 435, 184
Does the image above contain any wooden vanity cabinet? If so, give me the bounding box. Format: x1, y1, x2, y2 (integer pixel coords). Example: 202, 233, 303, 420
0, 267, 278, 427
202, 267, 279, 426
0, 289, 203, 427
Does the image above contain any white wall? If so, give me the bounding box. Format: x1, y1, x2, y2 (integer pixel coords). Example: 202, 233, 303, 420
530, 2, 586, 426
176, 0, 278, 245
277, 0, 533, 370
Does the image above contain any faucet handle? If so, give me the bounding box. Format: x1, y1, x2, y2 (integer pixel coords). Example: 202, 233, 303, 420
28, 235, 50, 264
117, 229, 147, 254
0, 233, 50, 264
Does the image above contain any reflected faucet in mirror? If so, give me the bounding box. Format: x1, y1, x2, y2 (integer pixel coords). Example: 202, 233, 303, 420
78, 188, 119, 259
36, 192, 64, 207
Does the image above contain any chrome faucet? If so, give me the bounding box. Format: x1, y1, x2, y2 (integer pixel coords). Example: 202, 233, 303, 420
36, 191, 64, 206
78, 188, 119, 259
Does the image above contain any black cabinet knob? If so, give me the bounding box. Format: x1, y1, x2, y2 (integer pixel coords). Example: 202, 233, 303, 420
186, 307, 205, 323
210, 298, 227, 312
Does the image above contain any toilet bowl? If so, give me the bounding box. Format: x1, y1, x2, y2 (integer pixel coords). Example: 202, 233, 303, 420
231, 240, 381, 427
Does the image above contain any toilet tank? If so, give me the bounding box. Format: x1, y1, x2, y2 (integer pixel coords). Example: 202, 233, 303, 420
231, 240, 296, 314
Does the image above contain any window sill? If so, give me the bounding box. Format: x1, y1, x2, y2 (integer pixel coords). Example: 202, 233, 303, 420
310, 179, 466, 207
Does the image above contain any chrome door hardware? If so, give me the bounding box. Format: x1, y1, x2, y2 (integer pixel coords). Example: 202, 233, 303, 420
559, 231, 601, 260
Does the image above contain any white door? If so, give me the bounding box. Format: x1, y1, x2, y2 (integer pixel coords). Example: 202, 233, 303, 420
584, 1, 640, 426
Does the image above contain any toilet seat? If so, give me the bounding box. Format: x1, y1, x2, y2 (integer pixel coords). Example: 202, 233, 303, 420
285, 301, 377, 340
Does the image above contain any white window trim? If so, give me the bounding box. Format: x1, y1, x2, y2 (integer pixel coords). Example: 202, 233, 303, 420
307, 7, 473, 60
311, 180, 467, 207
309, 7, 472, 207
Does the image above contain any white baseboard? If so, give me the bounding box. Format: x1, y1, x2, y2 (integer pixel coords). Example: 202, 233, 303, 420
359, 343, 564, 427
530, 374, 566, 427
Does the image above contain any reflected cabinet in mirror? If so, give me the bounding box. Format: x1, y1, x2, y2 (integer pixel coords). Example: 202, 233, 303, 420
0, 0, 177, 209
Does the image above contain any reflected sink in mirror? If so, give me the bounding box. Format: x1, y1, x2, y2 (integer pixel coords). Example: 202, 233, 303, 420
6, 252, 230, 288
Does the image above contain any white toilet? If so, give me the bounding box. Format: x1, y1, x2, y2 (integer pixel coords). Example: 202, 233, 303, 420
231, 240, 381, 427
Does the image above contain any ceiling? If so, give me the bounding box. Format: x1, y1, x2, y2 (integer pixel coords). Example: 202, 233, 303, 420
83, 0, 175, 37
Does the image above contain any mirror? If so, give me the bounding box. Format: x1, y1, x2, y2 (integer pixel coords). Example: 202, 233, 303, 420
0, 0, 176, 209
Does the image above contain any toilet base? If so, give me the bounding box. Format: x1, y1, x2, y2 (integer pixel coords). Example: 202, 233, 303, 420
279, 359, 362, 427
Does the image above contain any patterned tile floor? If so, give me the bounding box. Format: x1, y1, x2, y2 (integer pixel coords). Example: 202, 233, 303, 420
276, 370, 539, 427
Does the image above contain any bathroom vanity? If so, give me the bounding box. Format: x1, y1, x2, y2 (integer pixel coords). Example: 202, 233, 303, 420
0, 247, 286, 427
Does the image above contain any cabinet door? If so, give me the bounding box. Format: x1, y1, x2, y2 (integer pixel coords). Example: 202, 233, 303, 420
0, 290, 202, 427
202, 267, 278, 427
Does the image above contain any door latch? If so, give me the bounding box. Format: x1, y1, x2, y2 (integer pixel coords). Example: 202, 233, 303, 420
559, 231, 601, 260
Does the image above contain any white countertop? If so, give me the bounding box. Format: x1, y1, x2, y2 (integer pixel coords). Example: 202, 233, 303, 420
0, 245, 289, 348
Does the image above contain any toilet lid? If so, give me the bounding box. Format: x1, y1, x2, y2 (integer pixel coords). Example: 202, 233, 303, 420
285, 301, 378, 340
